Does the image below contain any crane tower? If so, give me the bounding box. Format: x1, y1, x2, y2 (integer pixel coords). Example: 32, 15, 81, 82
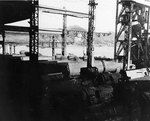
114, 0, 150, 70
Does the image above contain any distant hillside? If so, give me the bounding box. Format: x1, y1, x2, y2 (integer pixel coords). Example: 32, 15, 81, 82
68, 25, 116, 46
4, 32, 62, 45
94, 32, 115, 46
3, 25, 117, 47
68, 25, 87, 31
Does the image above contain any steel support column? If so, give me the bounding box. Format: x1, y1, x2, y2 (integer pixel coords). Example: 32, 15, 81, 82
114, 0, 119, 61
87, 0, 97, 67
127, 2, 134, 70
29, 0, 39, 62
62, 7, 67, 57
145, 8, 150, 65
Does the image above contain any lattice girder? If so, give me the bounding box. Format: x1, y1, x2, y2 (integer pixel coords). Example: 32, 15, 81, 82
114, 0, 150, 70
29, 0, 39, 62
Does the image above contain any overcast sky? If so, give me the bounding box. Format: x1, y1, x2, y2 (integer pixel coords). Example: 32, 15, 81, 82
8, 0, 117, 32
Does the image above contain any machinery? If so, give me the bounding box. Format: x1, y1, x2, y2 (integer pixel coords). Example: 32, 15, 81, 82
42, 64, 150, 121
1, 53, 150, 121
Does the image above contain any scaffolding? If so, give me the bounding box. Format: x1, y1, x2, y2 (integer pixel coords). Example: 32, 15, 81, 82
114, 0, 150, 70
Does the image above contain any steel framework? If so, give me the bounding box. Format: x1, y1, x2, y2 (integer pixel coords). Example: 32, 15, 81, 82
114, 0, 150, 70
29, 0, 39, 62
40, 5, 89, 57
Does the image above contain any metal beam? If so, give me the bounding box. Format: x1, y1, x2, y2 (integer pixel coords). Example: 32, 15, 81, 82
127, 2, 134, 70
4, 25, 62, 34
40, 28, 62, 34
114, 0, 119, 61
4, 25, 29, 32
39, 5, 89, 18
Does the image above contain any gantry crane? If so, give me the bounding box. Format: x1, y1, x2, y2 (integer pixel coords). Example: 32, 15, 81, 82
114, 0, 150, 70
